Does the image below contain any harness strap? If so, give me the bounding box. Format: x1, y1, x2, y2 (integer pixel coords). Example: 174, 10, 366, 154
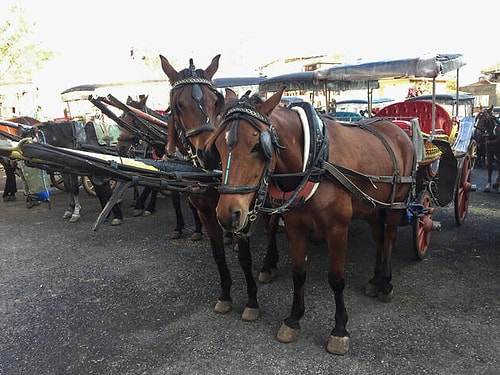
323, 162, 406, 209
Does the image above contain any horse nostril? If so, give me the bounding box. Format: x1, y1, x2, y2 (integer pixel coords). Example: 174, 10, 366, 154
231, 210, 242, 228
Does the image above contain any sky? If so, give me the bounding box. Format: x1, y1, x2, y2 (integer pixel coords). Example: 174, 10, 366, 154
2, 0, 499, 117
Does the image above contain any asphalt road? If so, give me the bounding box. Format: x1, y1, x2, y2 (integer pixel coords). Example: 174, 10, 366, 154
0, 167, 499, 375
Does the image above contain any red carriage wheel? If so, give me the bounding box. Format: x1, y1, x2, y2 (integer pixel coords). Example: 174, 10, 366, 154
412, 190, 433, 260
467, 139, 478, 170
454, 153, 473, 226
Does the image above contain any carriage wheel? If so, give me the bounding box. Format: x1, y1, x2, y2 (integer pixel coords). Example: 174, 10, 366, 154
50, 172, 83, 191
412, 190, 433, 260
467, 139, 478, 169
82, 176, 117, 197
454, 153, 472, 226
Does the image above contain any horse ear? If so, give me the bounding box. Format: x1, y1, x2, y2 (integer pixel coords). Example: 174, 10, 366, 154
138, 95, 148, 108
204, 54, 221, 80
487, 104, 494, 114
258, 86, 286, 116
225, 88, 237, 101
160, 54, 179, 84
126, 96, 133, 105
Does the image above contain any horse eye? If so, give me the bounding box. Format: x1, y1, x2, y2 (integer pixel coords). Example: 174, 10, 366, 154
251, 143, 261, 153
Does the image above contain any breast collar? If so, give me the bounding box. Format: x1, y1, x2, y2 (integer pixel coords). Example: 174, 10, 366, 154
267, 102, 328, 207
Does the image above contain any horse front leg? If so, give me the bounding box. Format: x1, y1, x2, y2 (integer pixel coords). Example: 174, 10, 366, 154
69, 191, 82, 223
190, 196, 233, 315
323, 223, 350, 355
189, 200, 203, 241
235, 235, 259, 321
277, 220, 308, 345
258, 213, 280, 284
62, 175, 81, 223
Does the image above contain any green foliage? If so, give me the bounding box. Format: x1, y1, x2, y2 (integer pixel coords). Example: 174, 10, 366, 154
0, 5, 54, 82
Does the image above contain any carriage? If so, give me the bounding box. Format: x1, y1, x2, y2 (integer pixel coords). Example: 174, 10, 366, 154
256, 53, 476, 260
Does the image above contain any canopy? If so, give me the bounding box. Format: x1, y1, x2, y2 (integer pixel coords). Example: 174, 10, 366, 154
405, 93, 475, 105
313, 54, 465, 82
259, 71, 379, 92
336, 97, 394, 105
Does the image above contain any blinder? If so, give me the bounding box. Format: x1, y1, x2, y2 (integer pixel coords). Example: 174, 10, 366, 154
260, 130, 273, 160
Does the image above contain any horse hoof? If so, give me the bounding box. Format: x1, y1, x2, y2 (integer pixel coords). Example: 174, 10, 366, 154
111, 218, 122, 226
62, 211, 73, 219
327, 335, 350, 355
133, 209, 143, 217
258, 268, 278, 284
214, 299, 232, 314
378, 289, 394, 303
484, 184, 491, 192
364, 282, 378, 297
69, 215, 80, 223
142, 210, 152, 217
241, 307, 259, 321
170, 230, 182, 239
277, 323, 300, 343
190, 232, 203, 241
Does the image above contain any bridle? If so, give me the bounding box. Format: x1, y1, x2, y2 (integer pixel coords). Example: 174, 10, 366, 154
169, 59, 223, 167
216, 95, 283, 235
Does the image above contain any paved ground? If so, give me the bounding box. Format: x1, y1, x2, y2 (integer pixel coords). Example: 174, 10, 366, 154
0, 166, 499, 375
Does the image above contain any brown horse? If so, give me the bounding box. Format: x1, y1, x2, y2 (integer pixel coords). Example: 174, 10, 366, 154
208, 88, 415, 354
160, 54, 280, 321
115, 95, 203, 240
475, 105, 500, 191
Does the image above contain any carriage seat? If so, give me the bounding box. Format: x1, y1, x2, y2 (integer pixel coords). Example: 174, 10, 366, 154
375, 101, 452, 136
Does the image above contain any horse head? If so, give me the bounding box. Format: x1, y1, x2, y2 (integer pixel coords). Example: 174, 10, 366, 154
160, 54, 224, 167
115, 96, 149, 156
475, 105, 500, 141
208, 87, 287, 233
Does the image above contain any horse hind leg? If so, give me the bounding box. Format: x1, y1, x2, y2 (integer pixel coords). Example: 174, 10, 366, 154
364, 210, 398, 302
258, 213, 280, 284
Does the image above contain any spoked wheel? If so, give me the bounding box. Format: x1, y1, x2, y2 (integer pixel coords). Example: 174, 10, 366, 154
454, 153, 473, 226
412, 190, 433, 260
50, 172, 83, 191
82, 176, 117, 197
467, 139, 478, 169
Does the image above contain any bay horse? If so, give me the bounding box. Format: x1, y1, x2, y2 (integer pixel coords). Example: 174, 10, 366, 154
33, 120, 123, 224
115, 95, 203, 240
1, 116, 39, 202
160, 54, 280, 321
207, 87, 415, 354
475, 105, 500, 192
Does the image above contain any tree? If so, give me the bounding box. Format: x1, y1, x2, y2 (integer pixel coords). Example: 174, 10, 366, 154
0, 4, 54, 82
